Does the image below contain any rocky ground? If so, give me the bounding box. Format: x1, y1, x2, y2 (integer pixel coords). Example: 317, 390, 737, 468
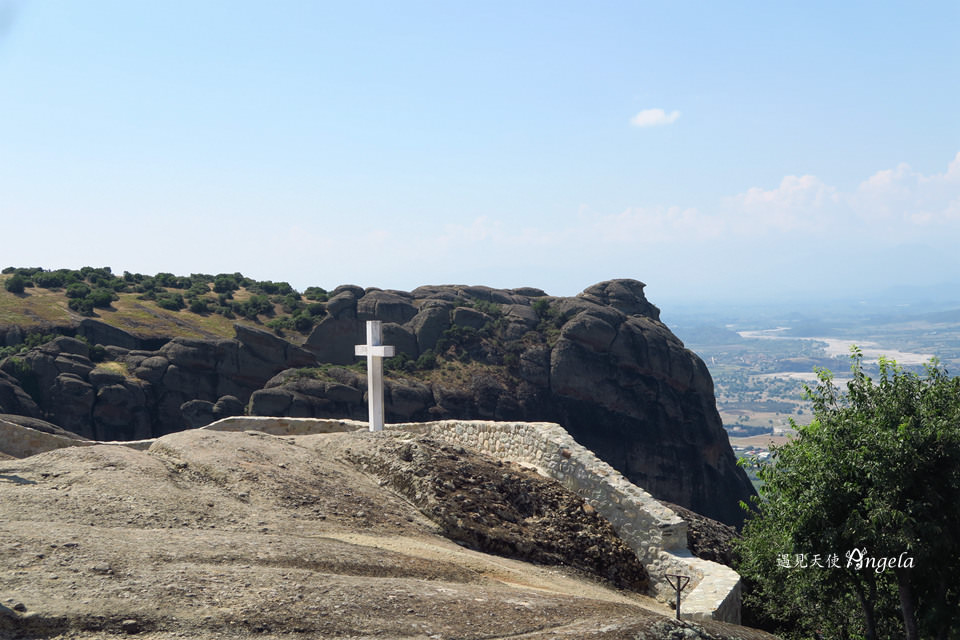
0, 428, 776, 639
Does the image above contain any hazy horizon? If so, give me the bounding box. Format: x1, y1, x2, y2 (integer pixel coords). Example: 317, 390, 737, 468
2, 2, 958, 306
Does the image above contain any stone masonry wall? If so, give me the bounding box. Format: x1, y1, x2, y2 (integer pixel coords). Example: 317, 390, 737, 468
392, 419, 740, 623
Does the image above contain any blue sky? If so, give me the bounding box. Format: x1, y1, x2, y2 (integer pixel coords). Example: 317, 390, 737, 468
1, 1, 958, 305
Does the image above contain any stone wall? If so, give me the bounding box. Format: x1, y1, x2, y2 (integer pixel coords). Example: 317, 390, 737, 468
391, 419, 740, 623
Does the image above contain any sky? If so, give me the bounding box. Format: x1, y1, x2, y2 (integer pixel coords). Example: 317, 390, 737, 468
1, 1, 958, 307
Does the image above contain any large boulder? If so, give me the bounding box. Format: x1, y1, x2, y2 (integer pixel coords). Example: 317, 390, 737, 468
76, 318, 144, 350
357, 290, 417, 324
92, 381, 152, 440
578, 280, 661, 320
49, 374, 95, 438
409, 305, 451, 353
451, 307, 489, 331
233, 324, 315, 369
303, 316, 365, 365
0, 371, 41, 418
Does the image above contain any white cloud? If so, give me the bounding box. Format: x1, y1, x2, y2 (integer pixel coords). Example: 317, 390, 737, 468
727, 174, 840, 232
850, 152, 960, 225
629, 108, 680, 127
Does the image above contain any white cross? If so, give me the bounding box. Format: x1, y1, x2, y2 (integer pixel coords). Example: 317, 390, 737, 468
354, 320, 395, 432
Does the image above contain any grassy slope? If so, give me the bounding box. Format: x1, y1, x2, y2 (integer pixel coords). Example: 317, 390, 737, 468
0, 274, 272, 341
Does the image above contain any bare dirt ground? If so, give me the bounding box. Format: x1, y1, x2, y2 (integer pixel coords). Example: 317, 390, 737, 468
1, 428, 777, 639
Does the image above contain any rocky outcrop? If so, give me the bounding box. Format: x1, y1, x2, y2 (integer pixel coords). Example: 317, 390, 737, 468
0, 328, 318, 439
0, 279, 754, 526
272, 280, 754, 525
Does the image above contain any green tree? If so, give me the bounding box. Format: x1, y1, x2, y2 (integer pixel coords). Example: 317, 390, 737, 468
88, 288, 117, 309
33, 271, 65, 288
213, 274, 239, 294
65, 283, 91, 299
736, 350, 960, 639
4, 274, 27, 294
303, 286, 328, 301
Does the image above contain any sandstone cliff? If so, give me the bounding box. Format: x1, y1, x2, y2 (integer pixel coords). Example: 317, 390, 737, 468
0, 279, 754, 526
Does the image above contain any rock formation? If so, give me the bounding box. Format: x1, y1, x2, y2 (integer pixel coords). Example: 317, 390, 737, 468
0, 279, 754, 525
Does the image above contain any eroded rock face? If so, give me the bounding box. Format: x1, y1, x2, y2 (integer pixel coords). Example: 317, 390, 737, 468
0, 279, 754, 525
0, 326, 320, 440
286, 280, 755, 525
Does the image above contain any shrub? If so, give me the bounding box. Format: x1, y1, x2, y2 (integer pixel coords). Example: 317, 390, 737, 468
304, 286, 328, 301
33, 271, 65, 289
213, 275, 239, 294
88, 288, 117, 309
188, 298, 210, 314
385, 352, 415, 373
65, 283, 91, 299
186, 282, 210, 298
153, 272, 176, 287
534, 298, 553, 317
473, 300, 501, 317
252, 280, 294, 296
247, 294, 273, 315
266, 317, 293, 334
68, 297, 95, 316
155, 293, 185, 311
415, 349, 437, 370
89, 344, 107, 363
281, 293, 304, 314
293, 313, 314, 332
4, 274, 27, 294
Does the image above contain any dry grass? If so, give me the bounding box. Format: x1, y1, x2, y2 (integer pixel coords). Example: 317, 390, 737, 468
92, 361, 130, 377
0, 276, 74, 327
104, 294, 239, 339
0, 275, 265, 341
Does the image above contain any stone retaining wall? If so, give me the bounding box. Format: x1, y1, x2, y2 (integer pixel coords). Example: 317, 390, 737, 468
392, 419, 740, 623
